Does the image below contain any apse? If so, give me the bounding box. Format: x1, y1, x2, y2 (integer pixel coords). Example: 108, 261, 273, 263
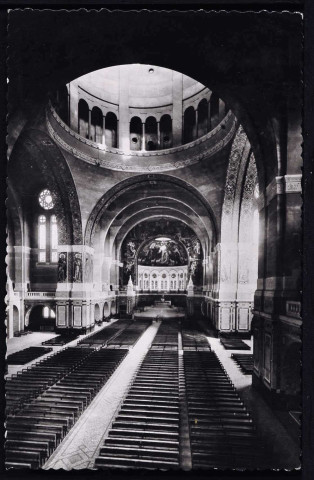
120, 218, 204, 291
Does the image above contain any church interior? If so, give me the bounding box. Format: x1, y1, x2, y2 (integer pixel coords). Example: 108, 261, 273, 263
6, 10, 302, 471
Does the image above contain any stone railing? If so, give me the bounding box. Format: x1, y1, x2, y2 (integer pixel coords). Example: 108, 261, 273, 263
286, 300, 301, 319
47, 102, 237, 173
26, 292, 56, 298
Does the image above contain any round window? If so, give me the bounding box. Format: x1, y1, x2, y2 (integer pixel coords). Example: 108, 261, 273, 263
132, 137, 138, 143
39, 189, 54, 210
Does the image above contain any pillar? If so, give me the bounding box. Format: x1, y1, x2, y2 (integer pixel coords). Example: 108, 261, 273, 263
126, 275, 136, 315
218, 98, 225, 122
195, 109, 199, 139
118, 66, 130, 151
252, 174, 302, 405
203, 255, 213, 292
102, 115, 106, 145
141, 122, 145, 151
157, 121, 161, 148
101, 256, 112, 291
56, 245, 95, 331
88, 109, 91, 140
207, 98, 211, 131
13, 246, 31, 293
68, 82, 79, 132
172, 71, 183, 146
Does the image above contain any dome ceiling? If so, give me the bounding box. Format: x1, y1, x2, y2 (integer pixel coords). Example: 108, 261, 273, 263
70, 64, 207, 108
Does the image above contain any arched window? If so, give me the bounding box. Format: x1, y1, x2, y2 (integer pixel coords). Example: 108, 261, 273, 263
38, 215, 47, 262
50, 215, 58, 263
145, 116, 158, 151
38, 190, 58, 264
78, 99, 89, 138
183, 107, 196, 144
160, 114, 172, 149
210, 93, 219, 129
43, 306, 55, 318
56, 86, 69, 124
130, 116, 142, 151
91, 107, 103, 143
105, 112, 118, 148
197, 99, 208, 138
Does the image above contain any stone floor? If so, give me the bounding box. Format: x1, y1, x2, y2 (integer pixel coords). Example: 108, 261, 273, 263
207, 337, 300, 470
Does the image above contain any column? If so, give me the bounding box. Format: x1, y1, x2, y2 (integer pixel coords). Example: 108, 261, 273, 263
195, 109, 199, 139
218, 98, 225, 122
141, 122, 145, 151
172, 71, 183, 146
118, 66, 130, 151
203, 255, 213, 292
88, 109, 91, 140
207, 98, 211, 132
102, 115, 106, 145
157, 121, 161, 148
252, 174, 302, 403
101, 255, 112, 292
68, 82, 79, 132
56, 245, 95, 331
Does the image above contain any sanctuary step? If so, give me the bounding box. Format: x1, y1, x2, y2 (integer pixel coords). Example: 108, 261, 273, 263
220, 338, 250, 351
5, 347, 128, 469
154, 300, 171, 307
7, 347, 53, 365
184, 350, 263, 469
14, 330, 32, 337
42, 332, 79, 346
95, 323, 180, 470
231, 353, 254, 374
181, 328, 211, 351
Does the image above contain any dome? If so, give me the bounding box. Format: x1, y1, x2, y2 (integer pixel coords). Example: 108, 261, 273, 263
51, 64, 230, 159
72, 64, 207, 108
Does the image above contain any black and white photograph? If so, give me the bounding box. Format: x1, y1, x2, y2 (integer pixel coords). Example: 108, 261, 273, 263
5, 8, 303, 472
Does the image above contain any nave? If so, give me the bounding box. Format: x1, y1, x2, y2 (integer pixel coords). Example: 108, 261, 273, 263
5, 317, 299, 471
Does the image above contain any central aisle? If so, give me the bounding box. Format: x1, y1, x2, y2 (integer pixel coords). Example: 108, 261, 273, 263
43, 321, 161, 470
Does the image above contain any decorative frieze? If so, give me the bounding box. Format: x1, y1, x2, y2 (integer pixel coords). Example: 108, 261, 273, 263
265, 174, 302, 206
284, 175, 302, 193
47, 104, 236, 173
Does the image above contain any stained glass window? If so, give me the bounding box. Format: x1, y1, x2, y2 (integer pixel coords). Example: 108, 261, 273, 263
50, 215, 58, 263
43, 307, 56, 318
38, 212, 58, 263
38, 215, 46, 262
39, 189, 54, 210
